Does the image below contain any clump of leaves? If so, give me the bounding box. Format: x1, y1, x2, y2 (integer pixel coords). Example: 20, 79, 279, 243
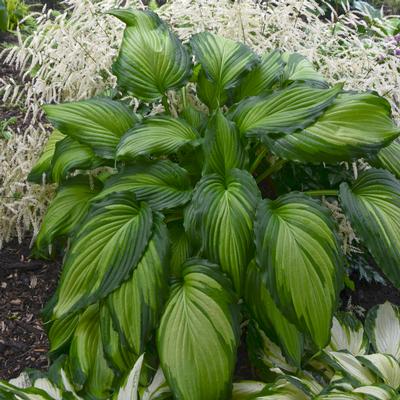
24, 8, 400, 400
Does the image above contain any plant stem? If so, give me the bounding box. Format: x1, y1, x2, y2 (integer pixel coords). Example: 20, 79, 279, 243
162, 95, 170, 114
256, 159, 287, 183
304, 189, 339, 197
181, 86, 188, 109
250, 146, 268, 173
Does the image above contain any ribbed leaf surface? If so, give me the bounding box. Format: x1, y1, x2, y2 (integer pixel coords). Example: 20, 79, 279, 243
255, 193, 342, 348
109, 9, 191, 102
370, 140, 400, 179
52, 192, 153, 318
34, 176, 102, 256
157, 260, 239, 400
51, 137, 103, 183
190, 32, 258, 108
268, 93, 400, 163
93, 160, 192, 210
234, 50, 284, 101
231, 84, 342, 137
340, 169, 400, 288
168, 221, 192, 278
44, 98, 137, 158
107, 215, 169, 356
116, 116, 198, 160
203, 111, 247, 176
245, 260, 303, 366
185, 169, 260, 294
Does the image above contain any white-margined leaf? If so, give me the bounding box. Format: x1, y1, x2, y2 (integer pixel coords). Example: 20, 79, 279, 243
267, 93, 400, 163
203, 110, 247, 176
190, 31, 258, 108
69, 304, 114, 399
339, 169, 400, 288
231, 84, 342, 137
326, 312, 368, 356
232, 381, 267, 400
107, 214, 169, 356
51, 137, 103, 183
44, 98, 137, 159
116, 354, 144, 400
365, 302, 400, 361
245, 260, 303, 367
358, 354, 400, 389
157, 259, 240, 400
255, 193, 343, 348
93, 160, 192, 210
52, 191, 153, 318
34, 176, 102, 256
109, 9, 191, 102
28, 130, 65, 183
353, 384, 398, 400
184, 169, 260, 294
233, 50, 284, 102
140, 368, 171, 400
116, 116, 198, 161
255, 377, 311, 399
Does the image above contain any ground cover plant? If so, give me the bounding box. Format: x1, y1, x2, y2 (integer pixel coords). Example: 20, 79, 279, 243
1, 6, 399, 399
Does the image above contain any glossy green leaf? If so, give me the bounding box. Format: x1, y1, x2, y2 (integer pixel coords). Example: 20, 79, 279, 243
69, 304, 114, 399
52, 192, 153, 318
365, 302, 400, 361
44, 98, 137, 159
168, 221, 192, 278
203, 110, 247, 176
185, 169, 260, 294
358, 354, 400, 389
93, 160, 192, 210
231, 84, 342, 137
116, 116, 198, 161
268, 93, 400, 163
245, 260, 303, 367
51, 137, 103, 183
0, 0, 8, 32
28, 130, 65, 183
339, 169, 400, 288
157, 259, 239, 400
109, 9, 191, 102
281, 52, 326, 86
234, 50, 284, 101
107, 214, 169, 356
34, 176, 102, 256
370, 140, 400, 179
255, 193, 342, 348
190, 32, 258, 108
48, 313, 79, 355
326, 312, 368, 356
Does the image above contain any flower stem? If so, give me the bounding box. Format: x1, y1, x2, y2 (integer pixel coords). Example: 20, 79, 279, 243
304, 189, 339, 197
256, 159, 287, 183
250, 146, 268, 173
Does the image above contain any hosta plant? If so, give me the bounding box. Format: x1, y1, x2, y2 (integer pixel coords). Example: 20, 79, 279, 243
22, 7, 400, 400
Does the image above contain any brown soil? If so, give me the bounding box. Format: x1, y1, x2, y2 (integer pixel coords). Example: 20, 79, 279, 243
0, 239, 60, 380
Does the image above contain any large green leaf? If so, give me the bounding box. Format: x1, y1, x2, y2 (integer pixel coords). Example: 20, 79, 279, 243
358, 354, 400, 389
107, 214, 169, 356
365, 302, 400, 361
68, 304, 114, 399
370, 140, 400, 179
339, 169, 400, 288
44, 98, 137, 159
109, 9, 191, 102
51, 137, 103, 183
28, 130, 65, 183
255, 193, 342, 348
157, 259, 239, 400
245, 260, 303, 367
168, 221, 192, 278
190, 32, 258, 108
233, 50, 284, 102
267, 93, 400, 163
231, 84, 342, 137
184, 169, 260, 294
116, 116, 198, 161
34, 176, 102, 256
93, 160, 192, 210
48, 312, 79, 356
203, 110, 247, 176
52, 192, 153, 318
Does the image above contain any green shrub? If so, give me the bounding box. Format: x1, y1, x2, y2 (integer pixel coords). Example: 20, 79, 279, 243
18, 7, 400, 399
0, 0, 29, 32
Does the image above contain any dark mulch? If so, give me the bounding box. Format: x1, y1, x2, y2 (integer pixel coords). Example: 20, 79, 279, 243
0, 239, 61, 380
